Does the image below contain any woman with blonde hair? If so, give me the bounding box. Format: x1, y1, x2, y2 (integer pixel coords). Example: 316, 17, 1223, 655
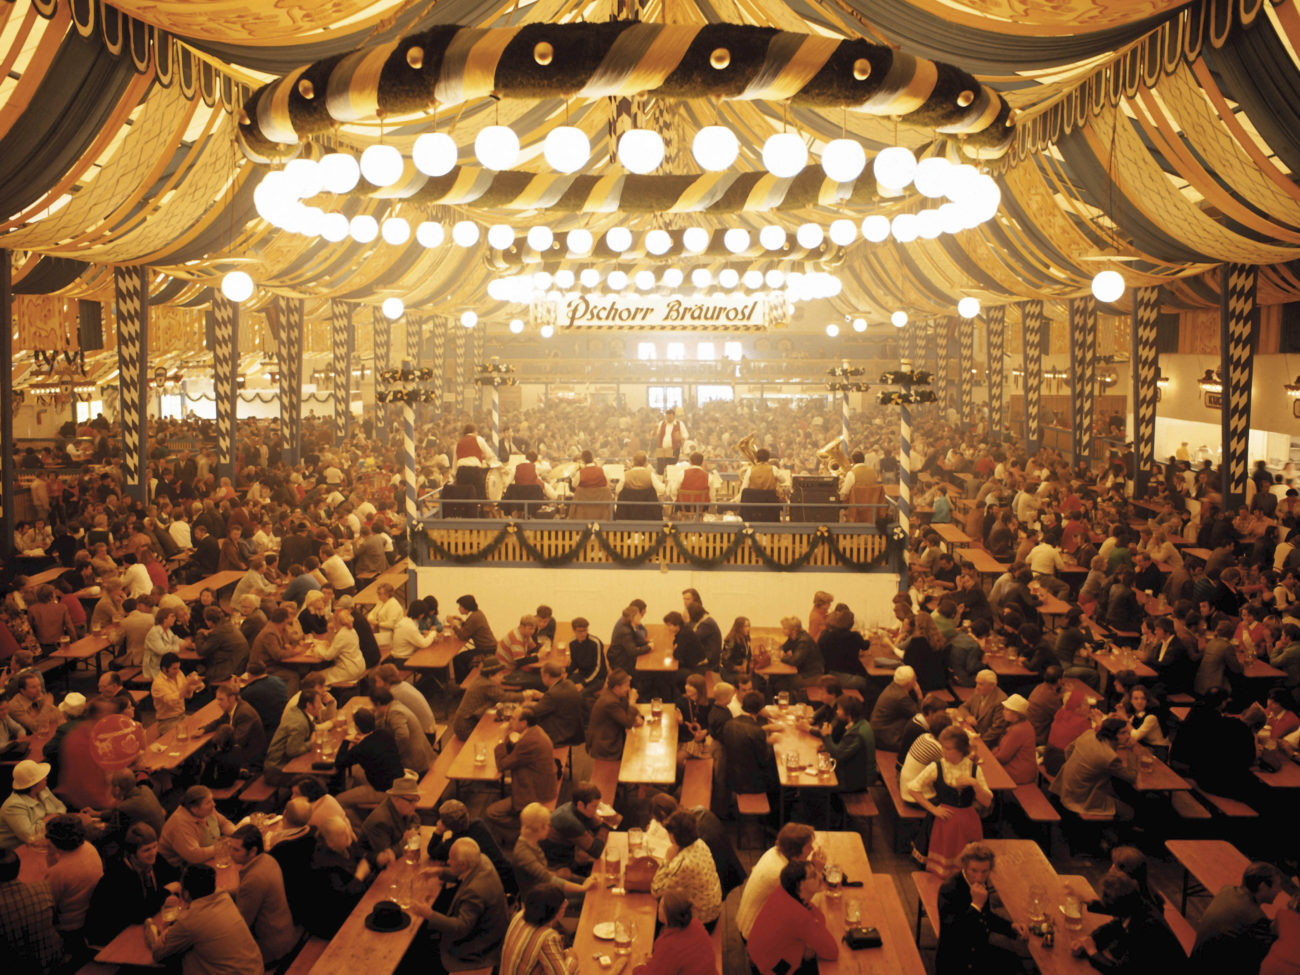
808, 591, 834, 643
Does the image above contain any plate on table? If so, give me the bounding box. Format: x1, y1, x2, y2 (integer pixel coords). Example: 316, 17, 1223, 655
593, 922, 618, 940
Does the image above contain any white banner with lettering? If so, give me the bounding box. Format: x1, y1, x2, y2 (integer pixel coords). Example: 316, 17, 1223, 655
540, 293, 786, 330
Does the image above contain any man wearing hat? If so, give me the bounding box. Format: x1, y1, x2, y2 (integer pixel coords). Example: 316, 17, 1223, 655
992, 694, 1038, 785
361, 771, 421, 869
448, 659, 528, 742
0, 759, 67, 849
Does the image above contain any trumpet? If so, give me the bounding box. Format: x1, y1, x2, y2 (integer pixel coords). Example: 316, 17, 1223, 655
733, 433, 758, 465
817, 437, 852, 477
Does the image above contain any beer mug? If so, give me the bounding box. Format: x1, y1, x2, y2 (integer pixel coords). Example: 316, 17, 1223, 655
473, 743, 488, 765
817, 753, 836, 776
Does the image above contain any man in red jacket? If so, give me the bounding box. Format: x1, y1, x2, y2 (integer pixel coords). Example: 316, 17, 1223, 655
746, 860, 838, 975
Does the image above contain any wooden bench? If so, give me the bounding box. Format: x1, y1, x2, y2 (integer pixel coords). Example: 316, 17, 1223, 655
1011, 784, 1060, 823
876, 751, 925, 853
416, 736, 465, 813
733, 793, 772, 849
841, 791, 877, 846
239, 775, 278, 806
589, 759, 621, 808
911, 870, 943, 946
1170, 791, 1212, 821
1164, 903, 1196, 956
1191, 785, 1257, 819
282, 935, 327, 975
680, 758, 713, 810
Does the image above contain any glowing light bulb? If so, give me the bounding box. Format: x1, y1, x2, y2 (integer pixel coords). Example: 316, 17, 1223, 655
382, 297, 404, 319
221, 271, 253, 303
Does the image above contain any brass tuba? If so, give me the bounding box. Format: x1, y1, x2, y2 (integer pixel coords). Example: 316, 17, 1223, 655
733, 433, 758, 464
817, 437, 852, 477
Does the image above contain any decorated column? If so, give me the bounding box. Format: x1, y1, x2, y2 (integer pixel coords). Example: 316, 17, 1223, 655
826, 363, 867, 454
1020, 299, 1044, 455
1220, 264, 1259, 506
880, 365, 936, 541
1068, 296, 1098, 465
403, 316, 420, 532
935, 320, 951, 416
958, 314, 974, 428
0, 251, 12, 558
986, 306, 1005, 440
331, 300, 352, 444
898, 403, 912, 535
113, 266, 149, 505
210, 293, 238, 480
841, 387, 850, 451
274, 297, 304, 465
1131, 287, 1161, 497
472, 323, 486, 415
453, 323, 466, 412
373, 307, 392, 441
431, 316, 446, 412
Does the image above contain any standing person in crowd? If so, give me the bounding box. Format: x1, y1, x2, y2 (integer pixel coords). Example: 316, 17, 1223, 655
907, 727, 993, 877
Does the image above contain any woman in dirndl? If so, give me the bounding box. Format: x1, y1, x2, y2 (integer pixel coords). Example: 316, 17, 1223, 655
906, 725, 992, 877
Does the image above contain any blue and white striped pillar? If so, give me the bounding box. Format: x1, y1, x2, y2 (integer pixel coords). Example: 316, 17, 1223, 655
1021, 300, 1044, 455
331, 300, 351, 444
210, 292, 238, 480
898, 404, 912, 537
491, 385, 500, 455
402, 366, 418, 530
841, 383, 850, 453
373, 307, 391, 442
986, 306, 1006, 439
431, 317, 446, 411
1132, 287, 1160, 496
454, 325, 466, 412
1220, 264, 1258, 506
113, 266, 149, 505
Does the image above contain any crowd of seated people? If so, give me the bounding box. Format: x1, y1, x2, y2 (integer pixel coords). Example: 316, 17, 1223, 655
0, 405, 1299, 974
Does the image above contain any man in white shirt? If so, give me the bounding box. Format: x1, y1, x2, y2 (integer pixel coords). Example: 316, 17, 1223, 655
1026, 528, 1070, 597
735, 823, 822, 940
121, 554, 153, 599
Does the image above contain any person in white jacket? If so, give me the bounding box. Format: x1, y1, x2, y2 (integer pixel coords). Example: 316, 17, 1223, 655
366, 583, 404, 650
319, 610, 366, 685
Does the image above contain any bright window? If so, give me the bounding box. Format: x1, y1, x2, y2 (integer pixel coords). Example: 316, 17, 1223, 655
665, 342, 686, 361
636, 342, 657, 360
697, 385, 734, 404
697, 342, 716, 361
159, 394, 184, 419
648, 386, 684, 410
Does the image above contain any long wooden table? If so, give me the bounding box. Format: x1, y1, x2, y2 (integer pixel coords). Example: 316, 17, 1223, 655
970, 738, 1016, 791
1255, 754, 1300, 788
1120, 744, 1190, 792
402, 635, 463, 673
981, 840, 1103, 975
619, 703, 677, 785
765, 705, 839, 822
815, 830, 926, 975
26, 566, 66, 587
933, 524, 972, 549
1165, 839, 1250, 912
446, 710, 508, 783
280, 696, 372, 777
574, 833, 657, 972
135, 700, 223, 775
172, 571, 246, 603
52, 630, 115, 677
956, 548, 1008, 577
310, 825, 438, 975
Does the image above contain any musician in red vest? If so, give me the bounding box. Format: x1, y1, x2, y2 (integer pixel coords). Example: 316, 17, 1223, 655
507, 450, 556, 499
453, 423, 499, 498
652, 408, 689, 474
672, 451, 721, 502
568, 450, 608, 490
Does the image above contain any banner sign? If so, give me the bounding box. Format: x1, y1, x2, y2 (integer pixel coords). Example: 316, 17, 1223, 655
554, 293, 784, 330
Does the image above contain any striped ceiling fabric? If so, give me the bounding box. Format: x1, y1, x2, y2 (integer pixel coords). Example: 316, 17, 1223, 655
3, 0, 1300, 344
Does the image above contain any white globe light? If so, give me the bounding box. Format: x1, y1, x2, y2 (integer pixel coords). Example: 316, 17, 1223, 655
1092, 270, 1126, 303
486, 279, 510, 301
796, 223, 824, 249
607, 270, 629, 291
254, 172, 292, 221
605, 227, 633, 252
543, 126, 590, 173
532, 271, 553, 291
452, 220, 480, 247
617, 129, 664, 173
938, 203, 967, 235
759, 225, 787, 251
891, 310, 908, 328
320, 212, 349, 242
635, 270, 656, 291
382, 297, 404, 319
852, 317, 867, 332
579, 268, 601, 288
283, 158, 322, 199
645, 229, 672, 255
828, 218, 857, 246
509, 318, 525, 334
743, 270, 763, 289
916, 209, 943, 239
682, 227, 709, 253
890, 213, 919, 243
540, 324, 555, 338
825, 323, 840, 337
461, 310, 478, 328
527, 226, 554, 252
487, 225, 515, 250
566, 229, 594, 254
958, 296, 981, 319
861, 214, 890, 243
554, 269, 575, 289
293, 206, 323, 236
318, 153, 360, 194
972, 174, 1002, 216
475, 125, 520, 171
381, 217, 411, 245
718, 268, 740, 289
416, 221, 445, 248
412, 132, 458, 177
873, 146, 917, 190
662, 268, 684, 288
762, 133, 808, 178
764, 269, 785, 289
945, 164, 980, 202
691, 269, 712, 288
221, 271, 253, 303
360, 144, 404, 187
821, 139, 866, 182
692, 126, 739, 172
914, 157, 953, 198
724, 228, 750, 254
349, 214, 379, 243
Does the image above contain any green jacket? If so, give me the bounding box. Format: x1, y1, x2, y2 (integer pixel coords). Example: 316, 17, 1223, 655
823, 717, 877, 793
265, 706, 313, 771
